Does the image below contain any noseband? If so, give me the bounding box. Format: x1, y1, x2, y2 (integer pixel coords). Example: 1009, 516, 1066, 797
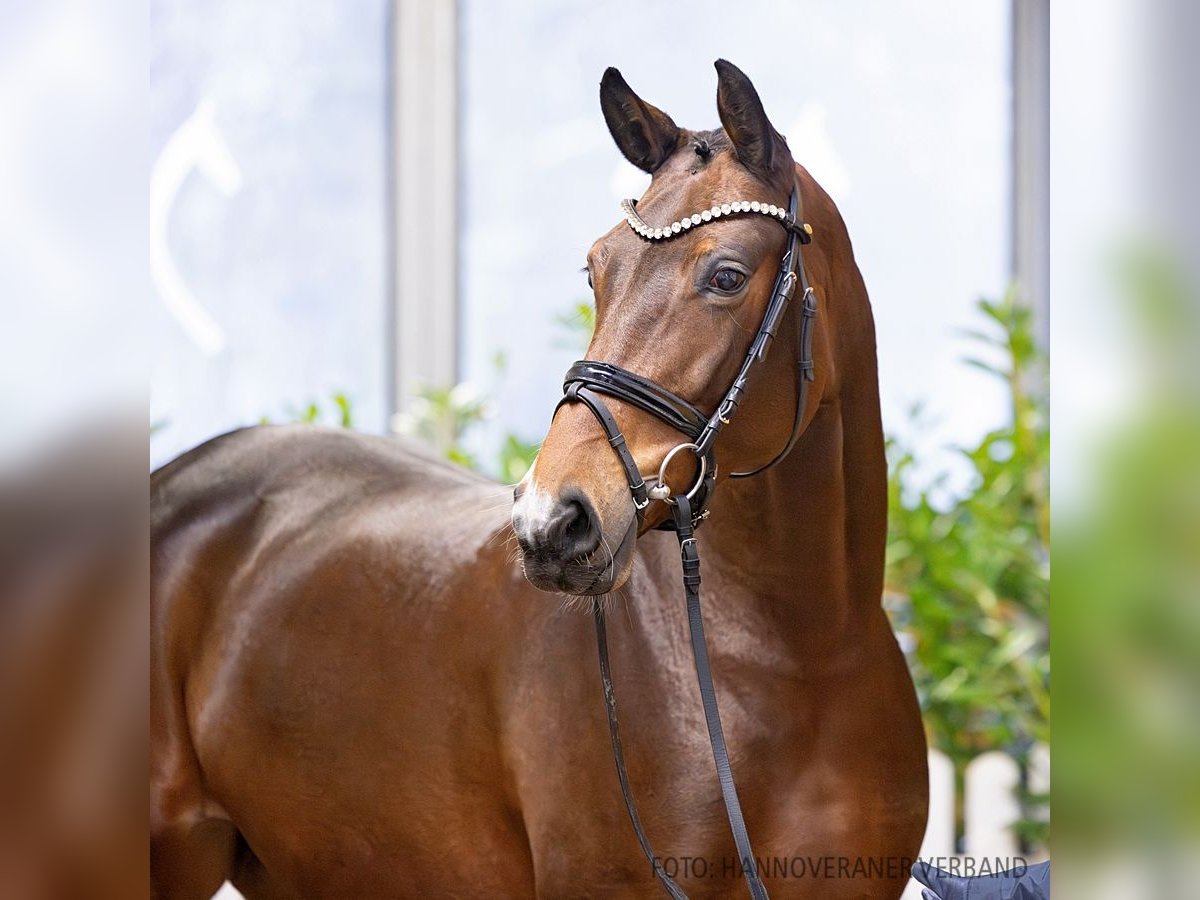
558, 189, 816, 531
554, 184, 818, 899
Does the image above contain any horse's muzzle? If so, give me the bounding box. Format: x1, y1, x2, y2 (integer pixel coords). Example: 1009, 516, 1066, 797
512, 486, 633, 595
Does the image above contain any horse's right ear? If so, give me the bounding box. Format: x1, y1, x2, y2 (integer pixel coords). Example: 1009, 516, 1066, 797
599, 67, 680, 174
714, 59, 788, 184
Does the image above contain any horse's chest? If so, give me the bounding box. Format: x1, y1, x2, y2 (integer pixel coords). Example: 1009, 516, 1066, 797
521, 662, 806, 892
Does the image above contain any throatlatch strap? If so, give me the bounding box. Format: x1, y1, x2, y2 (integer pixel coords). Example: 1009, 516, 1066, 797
672, 496, 769, 900
594, 606, 689, 900
727, 186, 815, 479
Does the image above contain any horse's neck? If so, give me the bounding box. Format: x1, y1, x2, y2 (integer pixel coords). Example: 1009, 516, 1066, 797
698, 183, 889, 657
701, 374, 888, 655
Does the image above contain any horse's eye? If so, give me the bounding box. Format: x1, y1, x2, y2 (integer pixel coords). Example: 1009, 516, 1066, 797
709, 268, 746, 293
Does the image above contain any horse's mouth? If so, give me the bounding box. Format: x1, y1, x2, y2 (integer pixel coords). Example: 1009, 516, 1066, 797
521, 516, 637, 597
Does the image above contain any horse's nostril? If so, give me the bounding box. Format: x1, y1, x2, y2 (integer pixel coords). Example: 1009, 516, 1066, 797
515, 488, 601, 565
564, 501, 590, 545
555, 491, 600, 561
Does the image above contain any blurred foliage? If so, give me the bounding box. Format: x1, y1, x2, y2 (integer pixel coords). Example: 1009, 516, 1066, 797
498, 434, 541, 485
383, 303, 598, 483
258, 391, 354, 429
555, 301, 596, 348
1055, 243, 1200, 851
391, 383, 488, 470
885, 290, 1049, 771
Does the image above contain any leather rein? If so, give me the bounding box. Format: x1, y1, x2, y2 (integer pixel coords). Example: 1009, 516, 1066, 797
554, 183, 817, 899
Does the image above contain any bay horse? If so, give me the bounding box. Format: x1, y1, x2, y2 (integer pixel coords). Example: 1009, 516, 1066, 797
151, 61, 927, 898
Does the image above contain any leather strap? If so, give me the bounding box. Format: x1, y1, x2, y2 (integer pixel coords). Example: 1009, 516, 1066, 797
728, 279, 816, 477
594, 605, 689, 900
556, 384, 650, 519
564, 361, 709, 438
558, 368, 715, 524
592, 498, 769, 900
727, 188, 815, 478
672, 496, 769, 900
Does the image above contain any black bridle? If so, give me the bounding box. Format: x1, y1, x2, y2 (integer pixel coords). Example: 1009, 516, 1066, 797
554, 184, 818, 899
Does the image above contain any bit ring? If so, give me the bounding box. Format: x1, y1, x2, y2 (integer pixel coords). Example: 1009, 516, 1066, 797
650, 442, 707, 503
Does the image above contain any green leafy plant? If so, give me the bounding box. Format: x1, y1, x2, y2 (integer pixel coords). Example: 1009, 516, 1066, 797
884, 288, 1049, 840
391, 383, 488, 470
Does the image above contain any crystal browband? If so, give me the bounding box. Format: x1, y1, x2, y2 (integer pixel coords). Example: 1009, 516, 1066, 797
620, 198, 813, 242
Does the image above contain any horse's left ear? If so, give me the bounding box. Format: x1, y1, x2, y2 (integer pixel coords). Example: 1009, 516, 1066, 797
714, 59, 790, 183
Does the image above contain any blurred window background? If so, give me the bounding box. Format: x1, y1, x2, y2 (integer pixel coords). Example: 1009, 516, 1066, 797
151, 0, 389, 464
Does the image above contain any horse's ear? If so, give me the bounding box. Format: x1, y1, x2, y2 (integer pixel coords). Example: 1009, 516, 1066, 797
599, 67, 680, 174
714, 59, 788, 182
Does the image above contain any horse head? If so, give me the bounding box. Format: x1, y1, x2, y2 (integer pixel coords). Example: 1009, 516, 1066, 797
513, 61, 828, 596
